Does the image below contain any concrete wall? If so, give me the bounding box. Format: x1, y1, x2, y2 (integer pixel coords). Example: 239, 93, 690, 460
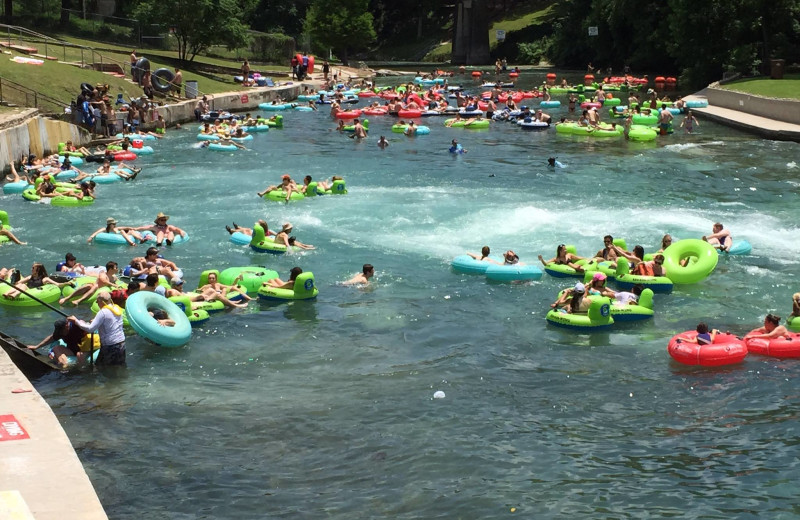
0, 113, 90, 172
706, 87, 800, 125
0, 83, 310, 172
155, 83, 307, 125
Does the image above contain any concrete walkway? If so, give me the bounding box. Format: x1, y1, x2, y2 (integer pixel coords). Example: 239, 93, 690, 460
0, 348, 107, 520
685, 93, 800, 142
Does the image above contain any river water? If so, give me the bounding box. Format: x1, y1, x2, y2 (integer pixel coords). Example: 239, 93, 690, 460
2, 72, 800, 518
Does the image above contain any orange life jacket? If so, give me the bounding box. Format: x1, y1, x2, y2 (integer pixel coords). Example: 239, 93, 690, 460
634, 262, 655, 277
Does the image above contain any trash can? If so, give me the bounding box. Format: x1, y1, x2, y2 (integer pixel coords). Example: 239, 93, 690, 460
770, 59, 785, 79
185, 80, 198, 99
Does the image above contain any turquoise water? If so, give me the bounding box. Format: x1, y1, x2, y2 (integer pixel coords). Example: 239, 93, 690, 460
2, 73, 800, 518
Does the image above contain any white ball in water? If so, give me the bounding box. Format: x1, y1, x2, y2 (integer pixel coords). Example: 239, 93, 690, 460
433, 391, 446, 399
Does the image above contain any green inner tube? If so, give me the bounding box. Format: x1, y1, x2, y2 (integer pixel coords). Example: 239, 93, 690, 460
258, 272, 319, 300
662, 239, 719, 284
218, 266, 279, 294
0, 282, 63, 307
265, 190, 305, 201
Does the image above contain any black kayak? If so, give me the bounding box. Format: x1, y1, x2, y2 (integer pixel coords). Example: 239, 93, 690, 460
0, 330, 62, 378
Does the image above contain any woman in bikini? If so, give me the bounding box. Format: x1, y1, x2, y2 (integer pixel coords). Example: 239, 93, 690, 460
3, 263, 73, 299
539, 244, 585, 272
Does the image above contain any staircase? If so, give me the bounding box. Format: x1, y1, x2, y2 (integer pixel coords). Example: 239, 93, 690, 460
0, 24, 129, 74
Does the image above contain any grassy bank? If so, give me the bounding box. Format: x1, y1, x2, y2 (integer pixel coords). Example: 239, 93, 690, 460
720, 74, 800, 100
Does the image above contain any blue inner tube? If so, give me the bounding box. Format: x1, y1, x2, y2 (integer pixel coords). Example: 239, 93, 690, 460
125, 291, 192, 347
230, 231, 252, 245
485, 264, 543, 282
725, 240, 752, 255
451, 255, 502, 275
208, 143, 239, 152
3, 180, 30, 194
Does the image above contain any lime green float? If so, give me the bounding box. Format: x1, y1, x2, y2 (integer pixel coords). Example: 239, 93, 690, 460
443, 118, 490, 129
545, 297, 614, 331
609, 288, 655, 322
662, 239, 719, 284
169, 295, 211, 327
0, 282, 63, 308
628, 125, 658, 142
214, 266, 278, 295
555, 122, 623, 137
258, 272, 319, 301
0, 210, 11, 244
249, 224, 300, 254
612, 258, 673, 293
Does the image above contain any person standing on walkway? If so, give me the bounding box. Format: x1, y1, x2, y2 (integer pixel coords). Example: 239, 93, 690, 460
68, 292, 126, 365
130, 49, 138, 80
173, 68, 183, 98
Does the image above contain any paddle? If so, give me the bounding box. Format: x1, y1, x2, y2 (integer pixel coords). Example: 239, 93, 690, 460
0, 278, 97, 366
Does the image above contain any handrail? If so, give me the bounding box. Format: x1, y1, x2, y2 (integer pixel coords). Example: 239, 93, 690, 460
0, 24, 215, 103
0, 23, 130, 74
0, 77, 68, 115
0, 77, 69, 107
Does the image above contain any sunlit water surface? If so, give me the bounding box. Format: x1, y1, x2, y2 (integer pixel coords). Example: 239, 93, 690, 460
2, 72, 800, 519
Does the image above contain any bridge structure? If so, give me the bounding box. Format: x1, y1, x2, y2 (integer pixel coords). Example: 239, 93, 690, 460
451, 0, 490, 65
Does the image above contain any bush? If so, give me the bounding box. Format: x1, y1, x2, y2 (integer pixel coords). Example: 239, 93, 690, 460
517, 37, 550, 65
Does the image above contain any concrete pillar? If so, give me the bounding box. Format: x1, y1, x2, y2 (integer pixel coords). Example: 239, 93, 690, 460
451, 0, 490, 65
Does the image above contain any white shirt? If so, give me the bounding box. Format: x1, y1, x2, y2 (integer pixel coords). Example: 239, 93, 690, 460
75, 306, 125, 346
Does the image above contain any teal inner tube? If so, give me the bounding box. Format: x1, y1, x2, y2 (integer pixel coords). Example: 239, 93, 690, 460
485, 263, 543, 282
125, 291, 192, 347
208, 143, 239, 152
451, 255, 503, 275
258, 272, 319, 300
3, 180, 29, 194
662, 239, 719, 284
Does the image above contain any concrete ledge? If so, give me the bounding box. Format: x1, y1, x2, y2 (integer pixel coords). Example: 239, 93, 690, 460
704, 86, 800, 124
684, 90, 800, 142
0, 348, 108, 520
0, 115, 90, 172
155, 82, 315, 125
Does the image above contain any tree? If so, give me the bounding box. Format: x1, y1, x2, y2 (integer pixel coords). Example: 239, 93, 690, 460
133, 0, 252, 62
304, 0, 376, 65
60, 0, 70, 27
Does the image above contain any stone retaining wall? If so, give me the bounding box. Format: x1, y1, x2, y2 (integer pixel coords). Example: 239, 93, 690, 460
0, 82, 313, 172
154, 83, 308, 125
705, 87, 800, 124
0, 114, 90, 172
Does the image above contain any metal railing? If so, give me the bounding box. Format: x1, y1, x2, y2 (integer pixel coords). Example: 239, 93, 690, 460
0, 77, 69, 115
0, 23, 130, 74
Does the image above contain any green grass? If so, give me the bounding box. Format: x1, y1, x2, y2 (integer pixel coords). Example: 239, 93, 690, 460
489, 3, 556, 48
423, 43, 452, 63
4, 32, 293, 99
421, 0, 556, 61
720, 74, 800, 100
56, 35, 290, 72
0, 53, 140, 109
